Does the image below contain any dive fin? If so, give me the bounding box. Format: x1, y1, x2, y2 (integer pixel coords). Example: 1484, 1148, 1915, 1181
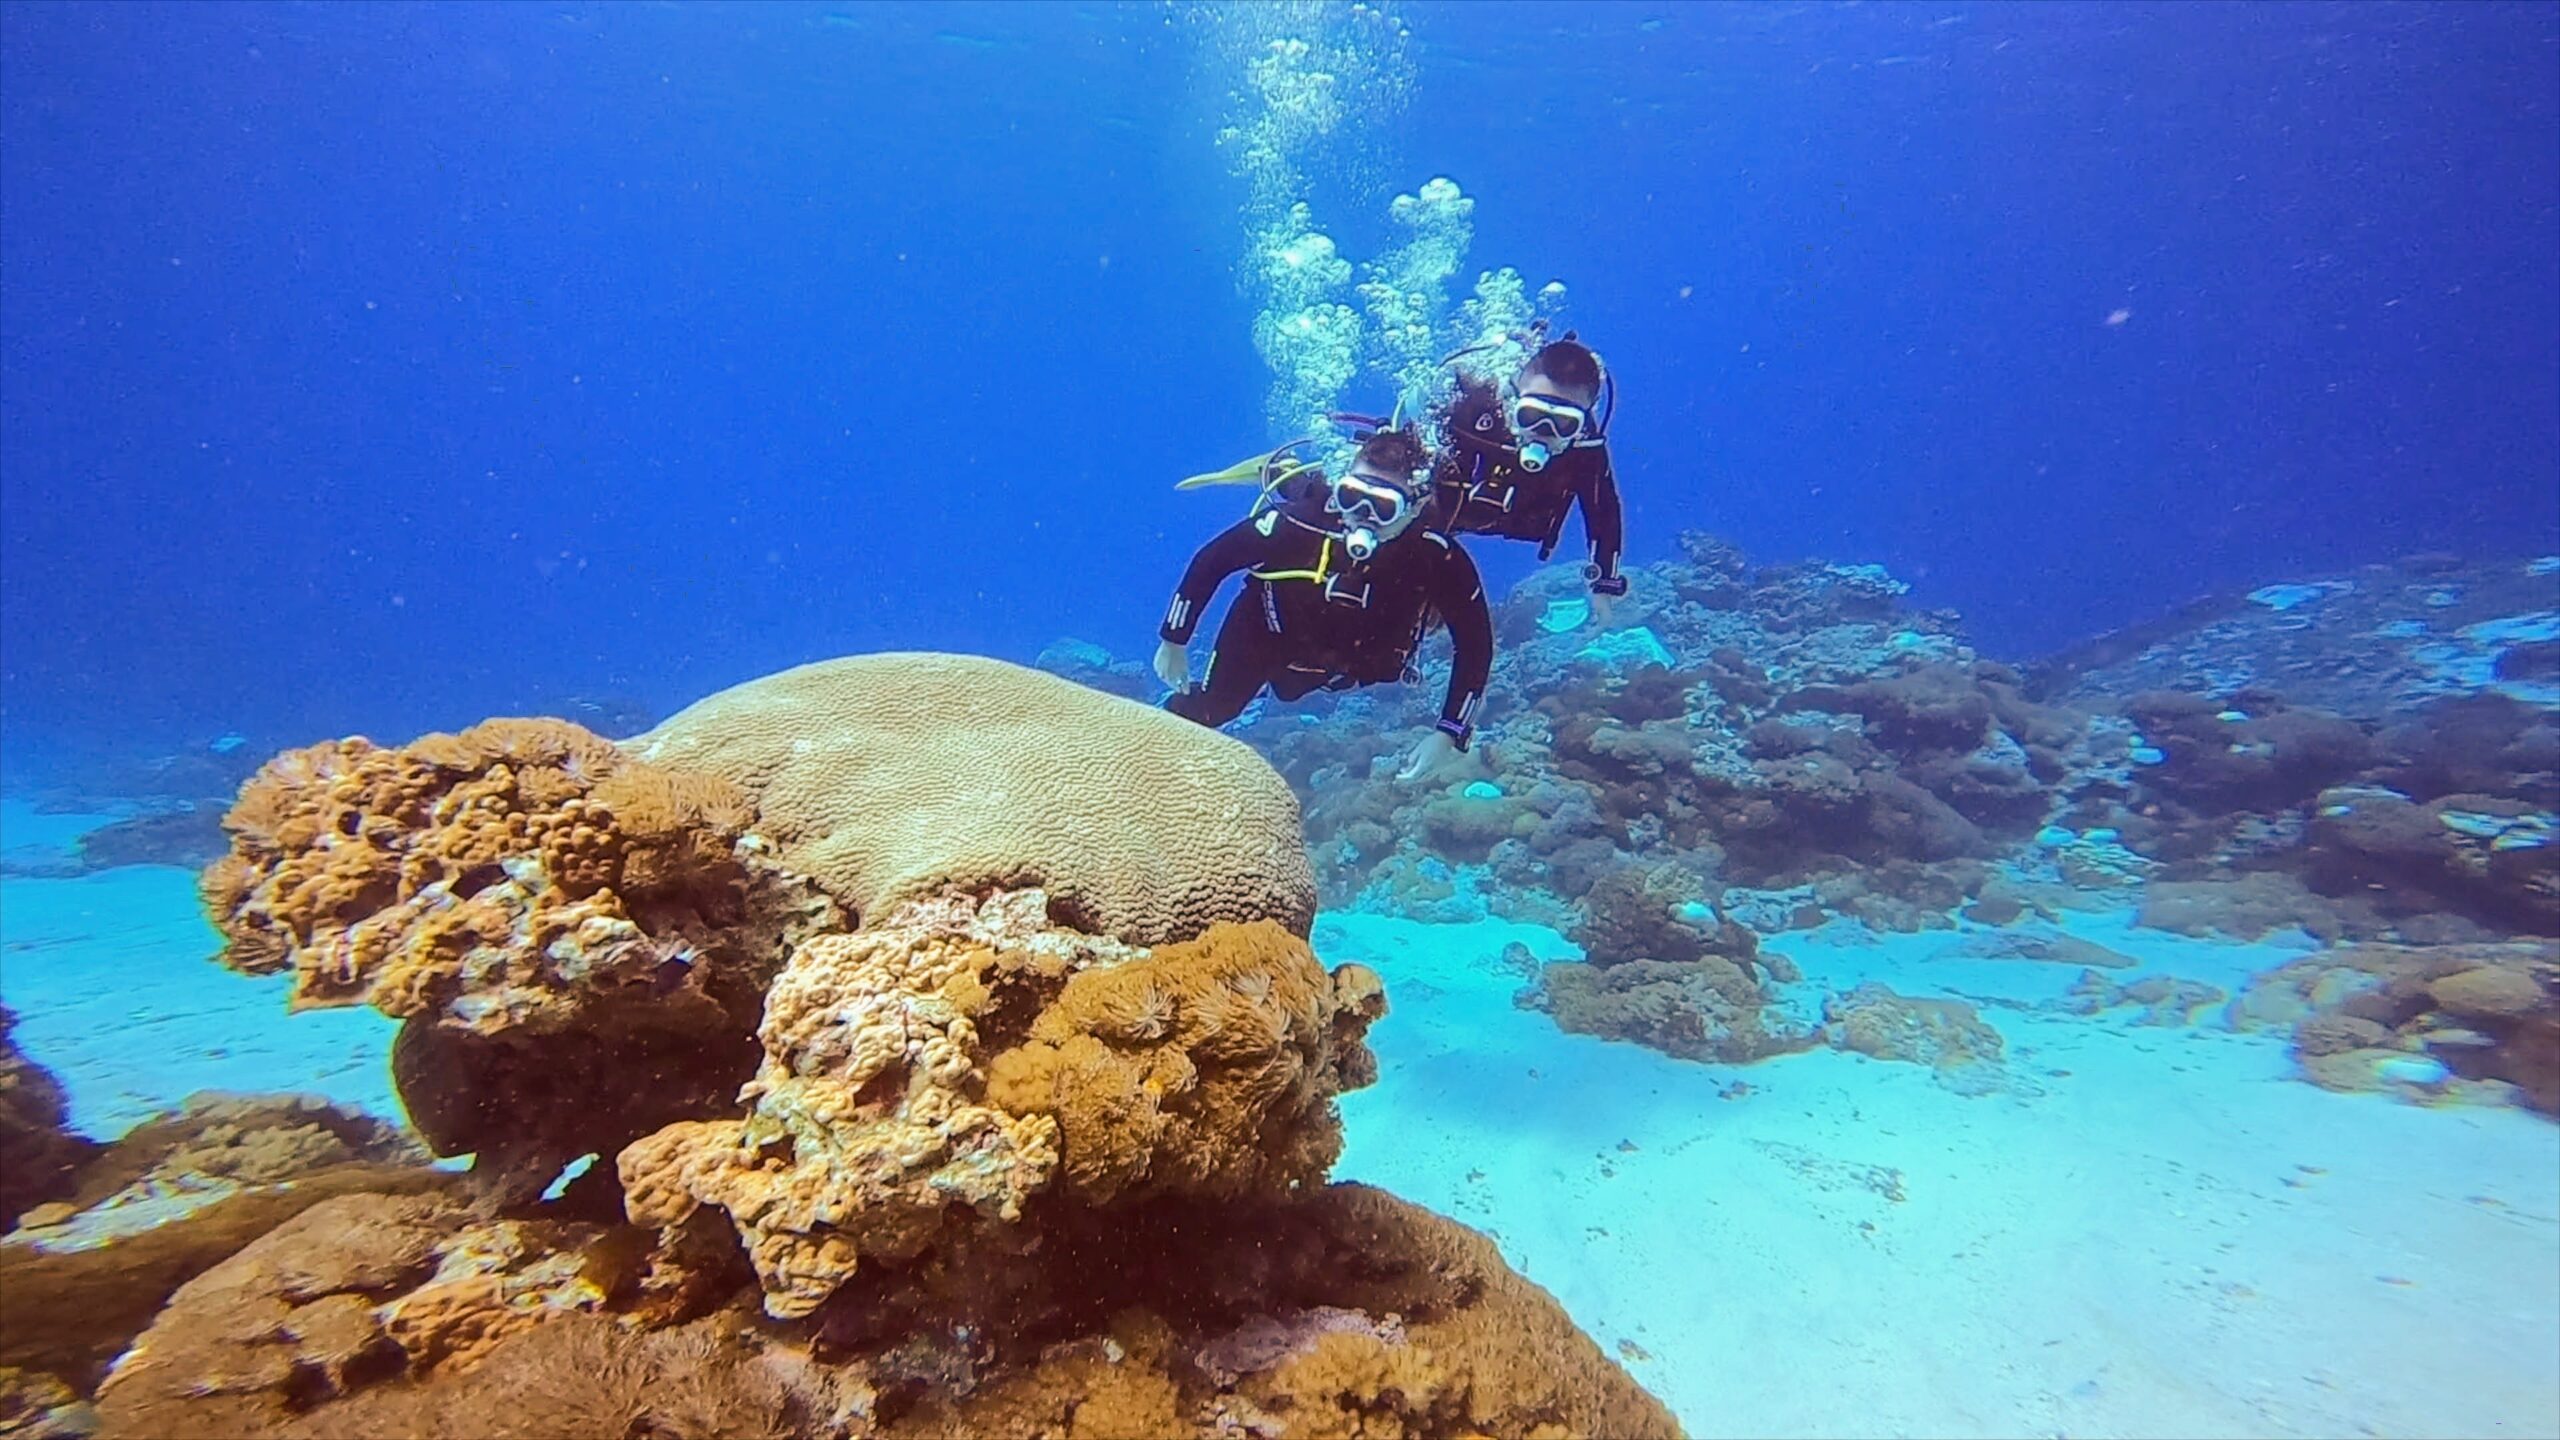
1177, 454, 1281, 491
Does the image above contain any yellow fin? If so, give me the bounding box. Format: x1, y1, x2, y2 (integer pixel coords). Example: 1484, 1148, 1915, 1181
1176, 454, 1280, 491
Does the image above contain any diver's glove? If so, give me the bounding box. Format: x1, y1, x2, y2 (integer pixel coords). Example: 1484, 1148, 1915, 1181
1153, 640, 1191, 692
1396, 729, 1463, 784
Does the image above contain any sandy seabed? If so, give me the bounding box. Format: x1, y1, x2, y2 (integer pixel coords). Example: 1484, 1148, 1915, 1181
3, 798, 2554, 1440
1328, 909, 2560, 1440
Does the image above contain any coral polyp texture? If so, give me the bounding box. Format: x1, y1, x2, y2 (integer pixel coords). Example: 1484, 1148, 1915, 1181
199, 715, 836, 1200
106, 653, 1672, 1437
625, 652, 1317, 946
621, 889, 1383, 1321
201, 716, 764, 1022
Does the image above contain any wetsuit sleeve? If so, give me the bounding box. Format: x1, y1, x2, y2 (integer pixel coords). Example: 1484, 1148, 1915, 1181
1159, 516, 1265, 645
1429, 539, 1494, 748
1580, 448, 1628, 596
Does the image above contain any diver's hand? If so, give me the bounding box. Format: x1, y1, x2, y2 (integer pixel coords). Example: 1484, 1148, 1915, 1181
1397, 730, 1461, 784
1153, 640, 1191, 692
1587, 590, 1617, 629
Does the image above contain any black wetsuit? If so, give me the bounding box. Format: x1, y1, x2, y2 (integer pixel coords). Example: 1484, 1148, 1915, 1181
1431, 376, 1628, 595
1159, 494, 1494, 746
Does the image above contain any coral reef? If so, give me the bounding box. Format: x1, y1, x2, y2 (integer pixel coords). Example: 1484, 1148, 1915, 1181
1182, 543, 2555, 947
198, 717, 830, 1200
0, 1095, 446, 1395
93, 1185, 1675, 1440
621, 890, 1380, 1321
627, 653, 1317, 946
101, 657, 1669, 1435
2305, 786, 2558, 933
1534, 953, 1815, 1065
1029, 636, 1154, 704
0, 1005, 95, 1232
1196, 538, 2089, 939
2227, 942, 2559, 1111
1822, 983, 2010, 1097
75, 806, 229, 872
2053, 553, 2560, 723
2059, 971, 2230, 1026
0, 805, 231, 879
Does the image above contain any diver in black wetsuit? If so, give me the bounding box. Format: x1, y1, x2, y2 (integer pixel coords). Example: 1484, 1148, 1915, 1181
1154, 426, 1494, 783
1431, 334, 1629, 614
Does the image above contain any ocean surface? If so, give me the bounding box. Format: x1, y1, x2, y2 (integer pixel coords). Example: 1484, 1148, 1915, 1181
1, 4, 2555, 1438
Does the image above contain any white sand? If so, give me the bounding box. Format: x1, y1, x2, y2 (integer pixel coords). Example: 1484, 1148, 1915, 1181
1328, 909, 2560, 1439
0, 801, 402, 1139
4, 791, 2552, 1437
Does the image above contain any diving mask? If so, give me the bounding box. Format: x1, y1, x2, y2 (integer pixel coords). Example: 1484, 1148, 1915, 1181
1328, 470, 1421, 561
1511, 392, 1590, 444
1327, 472, 1412, 530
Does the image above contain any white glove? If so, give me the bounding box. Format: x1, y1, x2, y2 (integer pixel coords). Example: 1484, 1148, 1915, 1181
1396, 730, 1461, 784
1587, 590, 1617, 628
1154, 640, 1191, 692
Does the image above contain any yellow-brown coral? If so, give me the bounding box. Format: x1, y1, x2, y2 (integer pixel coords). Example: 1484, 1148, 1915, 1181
618, 890, 1385, 1321
625, 653, 1317, 945
617, 892, 1095, 1318
201, 717, 758, 1028
89, 1193, 627, 1437
987, 924, 1383, 1205
93, 1184, 1678, 1440
378, 1219, 611, 1375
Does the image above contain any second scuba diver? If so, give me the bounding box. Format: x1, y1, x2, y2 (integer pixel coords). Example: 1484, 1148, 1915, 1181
1432, 332, 1629, 614
1154, 425, 1494, 784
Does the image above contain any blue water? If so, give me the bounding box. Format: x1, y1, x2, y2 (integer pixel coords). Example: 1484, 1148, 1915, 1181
6, 8, 2560, 1434
4, 0, 2553, 760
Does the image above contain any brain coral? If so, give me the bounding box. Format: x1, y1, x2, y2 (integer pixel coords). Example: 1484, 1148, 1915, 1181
624, 653, 1316, 945
619, 888, 1383, 1320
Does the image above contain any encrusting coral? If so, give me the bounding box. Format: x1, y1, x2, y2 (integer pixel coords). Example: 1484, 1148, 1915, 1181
625, 653, 1318, 946
0, 1004, 96, 1233
1535, 955, 1814, 1065
198, 717, 839, 1201
93, 1186, 1678, 1440
0, 1095, 449, 1396
1822, 983, 2011, 1096
200, 717, 762, 1023
620, 889, 1384, 1321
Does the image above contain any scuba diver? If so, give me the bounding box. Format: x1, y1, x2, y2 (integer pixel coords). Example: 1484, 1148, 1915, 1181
1155, 425, 1494, 784
1431, 331, 1628, 612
